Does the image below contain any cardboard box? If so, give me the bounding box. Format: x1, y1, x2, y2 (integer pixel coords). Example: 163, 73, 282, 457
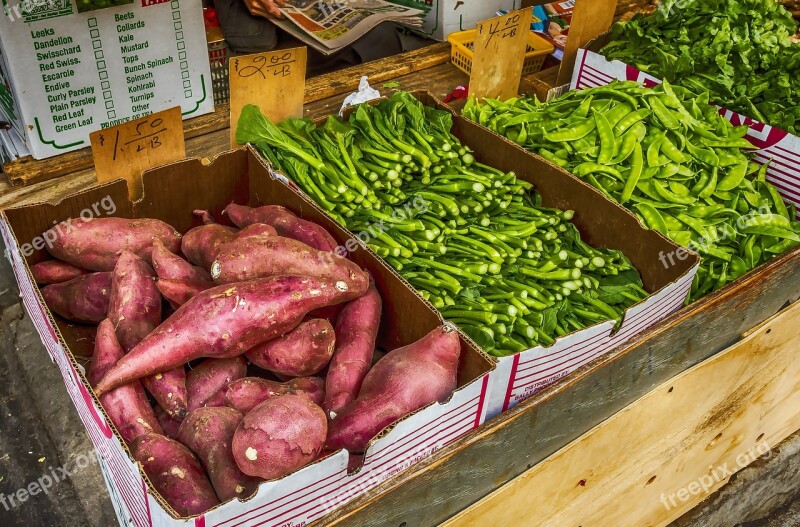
572, 36, 800, 210
0, 147, 494, 526
398, 0, 522, 41
253, 91, 699, 419
0, 0, 214, 160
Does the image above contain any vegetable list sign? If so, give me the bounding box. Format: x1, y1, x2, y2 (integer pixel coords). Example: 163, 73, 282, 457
0, 0, 213, 159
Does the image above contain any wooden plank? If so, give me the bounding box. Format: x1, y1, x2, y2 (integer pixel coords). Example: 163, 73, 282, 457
311, 246, 800, 527
557, 0, 619, 85
468, 9, 533, 100
1, 43, 452, 187
228, 48, 307, 148
443, 301, 800, 527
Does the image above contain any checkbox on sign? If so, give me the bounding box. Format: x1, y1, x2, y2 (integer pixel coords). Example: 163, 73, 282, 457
184, 89, 192, 98
183, 80, 191, 89
94, 50, 104, 60
90, 29, 99, 38
101, 81, 110, 90
97, 60, 106, 70
107, 110, 116, 119
178, 51, 186, 60
174, 21, 182, 30
88, 17, 97, 27
99, 70, 108, 80
105, 100, 114, 110
181, 70, 189, 79
103, 90, 112, 100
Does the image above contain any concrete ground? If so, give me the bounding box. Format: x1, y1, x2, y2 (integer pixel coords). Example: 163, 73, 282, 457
0, 249, 798, 526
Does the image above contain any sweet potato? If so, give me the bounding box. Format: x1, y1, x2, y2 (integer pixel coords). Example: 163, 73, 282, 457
95, 273, 369, 396
245, 319, 335, 377
186, 357, 247, 412
131, 433, 219, 516
324, 277, 382, 416
87, 320, 162, 444
232, 223, 277, 240
224, 203, 338, 252
41, 272, 112, 323
232, 395, 327, 480
108, 251, 161, 352
211, 234, 363, 285
181, 212, 236, 270
155, 406, 184, 440
151, 239, 211, 282
325, 325, 460, 453
142, 368, 189, 419
156, 278, 214, 309
178, 407, 262, 502
223, 377, 325, 414
46, 217, 181, 271
31, 260, 88, 284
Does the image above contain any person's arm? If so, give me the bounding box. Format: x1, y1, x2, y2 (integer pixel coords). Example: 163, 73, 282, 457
243, 0, 285, 18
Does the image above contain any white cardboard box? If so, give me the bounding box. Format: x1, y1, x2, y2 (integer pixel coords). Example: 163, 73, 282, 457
0, 0, 213, 159
405, 0, 523, 41
572, 48, 800, 210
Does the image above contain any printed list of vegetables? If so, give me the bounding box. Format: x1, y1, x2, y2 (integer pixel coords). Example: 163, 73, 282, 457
237, 92, 649, 357
463, 80, 800, 303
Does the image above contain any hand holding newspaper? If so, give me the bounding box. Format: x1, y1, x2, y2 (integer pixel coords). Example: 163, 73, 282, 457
271, 0, 424, 54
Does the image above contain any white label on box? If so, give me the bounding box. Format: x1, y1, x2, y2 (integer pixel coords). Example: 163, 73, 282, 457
0, 0, 213, 159
572, 48, 800, 210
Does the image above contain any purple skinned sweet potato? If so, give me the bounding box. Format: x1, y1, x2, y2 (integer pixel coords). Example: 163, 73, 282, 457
245, 318, 335, 377
186, 357, 247, 412
151, 238, 212, 282
131, 433, 219, 516
155, 405, 184, 441
142, 368, 189, 419
107, 251, 161, 352
41, 272, 112, 324
210, 234, 363, 285
95, 273, 368, 396
45, 217, 181, 272
178, 407, 262, 502
87, 319, 162, 444
223, 203, 337, 252
325, 325, 460, 453
31, 260, 88, 285
232, 223, 277, 241
181, 211, 236, 270
232, 395, 327, 480
323, 276, 382, 416
156, 278, 214, 309
223, 376, 325, 414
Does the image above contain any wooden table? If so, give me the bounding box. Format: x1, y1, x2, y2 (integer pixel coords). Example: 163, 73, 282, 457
2, 39, 799, 527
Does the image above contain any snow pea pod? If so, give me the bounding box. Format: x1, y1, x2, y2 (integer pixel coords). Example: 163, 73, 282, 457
620, 143, 643, 204
716, 160, 748, 192
544, 118, 596, 142
634, 202, 668, 232
653, 180, 696, 205
593, 109, 616, 164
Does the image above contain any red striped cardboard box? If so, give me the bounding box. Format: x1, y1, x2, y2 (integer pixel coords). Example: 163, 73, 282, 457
0, 147, 493, 527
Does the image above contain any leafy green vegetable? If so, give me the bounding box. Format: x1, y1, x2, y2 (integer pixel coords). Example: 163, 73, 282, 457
602, 0, 800, 134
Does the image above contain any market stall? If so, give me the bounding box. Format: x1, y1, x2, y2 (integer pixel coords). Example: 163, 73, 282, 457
0, 0, 799, 526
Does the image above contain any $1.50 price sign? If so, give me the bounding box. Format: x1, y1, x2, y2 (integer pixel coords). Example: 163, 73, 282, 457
90, 107, 185, 200
469, 8, 534, 101
229, 47, 307, 148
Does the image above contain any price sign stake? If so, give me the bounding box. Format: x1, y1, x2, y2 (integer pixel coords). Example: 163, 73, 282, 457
229, 47, 307, 148
469, 8, 534, 101
90, 107, 185, 201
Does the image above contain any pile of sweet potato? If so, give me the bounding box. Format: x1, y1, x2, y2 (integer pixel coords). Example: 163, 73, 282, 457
33, 204, 461, 517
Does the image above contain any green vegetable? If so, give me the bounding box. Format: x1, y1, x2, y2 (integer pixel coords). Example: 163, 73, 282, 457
463, 80, 800, 303
601, 0, 800, 134
238, 92, 649, 356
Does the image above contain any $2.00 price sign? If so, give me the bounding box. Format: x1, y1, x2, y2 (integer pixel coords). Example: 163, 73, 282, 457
469, 8, 534, 101
90, 107, 186, 201
229, 47, 308, 148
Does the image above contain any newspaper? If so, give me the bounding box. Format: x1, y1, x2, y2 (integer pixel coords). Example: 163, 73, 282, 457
272, 0, 424, 55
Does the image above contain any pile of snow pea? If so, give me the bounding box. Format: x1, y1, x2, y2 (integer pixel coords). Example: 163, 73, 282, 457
463, 80, 800, 303
237, 91, 649, 356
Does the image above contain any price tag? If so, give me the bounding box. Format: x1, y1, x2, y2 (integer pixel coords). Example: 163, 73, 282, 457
90, 107, 185, 201
229, 47, 307, 148
469, 8, 534, 101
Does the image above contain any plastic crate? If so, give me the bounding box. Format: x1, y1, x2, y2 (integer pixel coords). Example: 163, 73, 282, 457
447, 29, 555, 77
208, 39, 229, 105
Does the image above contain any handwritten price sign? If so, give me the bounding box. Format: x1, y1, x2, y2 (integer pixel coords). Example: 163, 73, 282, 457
469, 8, 533, 100
90, 107, 185, 200
229, 47, 307, 148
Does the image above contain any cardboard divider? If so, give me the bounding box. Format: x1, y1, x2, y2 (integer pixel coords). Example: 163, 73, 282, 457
0, 148, 493, 526
246, 90, 699, 419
